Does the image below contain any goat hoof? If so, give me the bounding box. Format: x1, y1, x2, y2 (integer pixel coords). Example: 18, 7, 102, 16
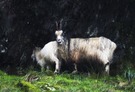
72, 70, 78, 74
54, 72, 60, 74
54, 70, 60, 74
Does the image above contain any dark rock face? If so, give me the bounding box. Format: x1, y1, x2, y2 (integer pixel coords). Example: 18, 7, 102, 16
0, 0, 135, 74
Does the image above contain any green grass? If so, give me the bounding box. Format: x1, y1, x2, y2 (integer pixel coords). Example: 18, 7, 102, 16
0, 70, 21, 92
0, 70, 135, 92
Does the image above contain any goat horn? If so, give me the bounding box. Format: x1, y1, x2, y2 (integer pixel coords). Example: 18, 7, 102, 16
55, 21, 58, 30
60, 19, 63, 30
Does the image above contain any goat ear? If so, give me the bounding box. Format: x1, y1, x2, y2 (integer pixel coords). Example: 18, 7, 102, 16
55, 31, 58, 36
59, 30, 63, 35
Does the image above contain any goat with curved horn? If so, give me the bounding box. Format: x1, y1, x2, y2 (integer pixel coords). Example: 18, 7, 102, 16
55, 29, 117, 75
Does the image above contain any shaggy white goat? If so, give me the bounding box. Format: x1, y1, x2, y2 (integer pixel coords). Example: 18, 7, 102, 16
55, 30, 117, 74
31, 41, 61, 74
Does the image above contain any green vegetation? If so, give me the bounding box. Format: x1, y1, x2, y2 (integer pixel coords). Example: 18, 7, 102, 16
0, 70, 21, 92
0, 70, 135, 92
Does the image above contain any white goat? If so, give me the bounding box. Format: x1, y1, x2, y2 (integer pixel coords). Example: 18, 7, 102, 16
31, 41, 61, 74
55, 30, 117, 74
